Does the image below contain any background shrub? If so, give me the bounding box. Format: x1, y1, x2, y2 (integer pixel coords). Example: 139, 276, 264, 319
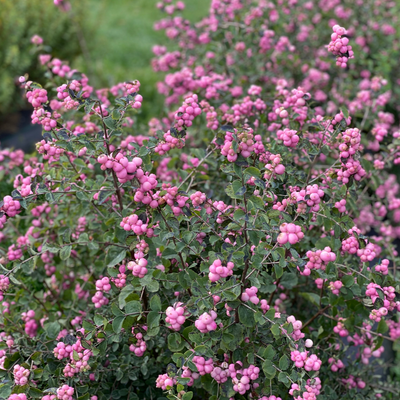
0, 0, 84, 120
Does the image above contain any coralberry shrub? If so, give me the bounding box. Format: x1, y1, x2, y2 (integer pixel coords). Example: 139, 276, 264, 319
0, 1, 400, 400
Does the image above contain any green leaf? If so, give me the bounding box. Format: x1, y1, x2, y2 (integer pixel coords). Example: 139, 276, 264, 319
118, 284, 135, 308
274, 264, 283, 279
238, 305, 254, 327
41, 243, 59, 253
45, 321, 60, 339
94, 314, 104, 326
150, 295, 162, 312
278, 372, 289, 385
223, 290, 238, 301
112, 109, 121, 120
168, 333, 185, 352
36, 183, 48, 194
235, 186, 246, 196
315, 237, 332, 250
139, 146, 150, 157
279, 355, 289, 371
9, 384, 27, 394
254, 178, 266, 189
0, 383, 12, 398
9, 274, 22, 286
209, 236, 220, 245
248, 196, 264, 209
74, 158, 87, 168
125, 301, 142, 315
98, 190, 114, 205
112, 302, 124, 317
73, 350, 80, 361
225, 180, 245, 199
84, 100, 96, 114
182, 392, 193, 400
268, 209, 281, 218
82, 321, 95, 331
106, 247, 126, 267
377, 319, 388, 334
31, 352, 42, 361
145, 279, 160, 293
233, 209, 246, 221
11, 189, 23, 200
342, 275, 354, 287
262, 359, 276, 379
60, 245, 72, 260
299, 292, 320, 307
271, 324, 281, 338
194, 345, 213, 357
112, 316, 125, 333
104, 116, 117, 129
29, 387, 44, 398
280, 273, 298, 289
244, 167, 260, 178
290, 248, 300, 259
147, 311, 161, 331
77, 232, 89, 243
263, 345, 276, 360
265, 308, 276, 320
3, 351, 20, 369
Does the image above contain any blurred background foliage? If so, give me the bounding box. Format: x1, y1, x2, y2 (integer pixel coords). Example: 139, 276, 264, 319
0, 0, 210, 128
78, 0, 210, 121
0, 0, 84, 120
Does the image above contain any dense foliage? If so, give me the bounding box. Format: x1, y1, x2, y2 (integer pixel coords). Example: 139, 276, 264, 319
1, 1, 400, 400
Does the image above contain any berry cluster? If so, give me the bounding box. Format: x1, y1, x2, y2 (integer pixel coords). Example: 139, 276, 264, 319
195, 311, 218, 333
277, 223, 304, 245
208, 259, 234, 282
21, 310, 38, 337
276, 128, 299, 148
228, 362, 260, 395
174, 94, 202, 129
304, 247, 336, 273
91, 291, 109, 308
264, 154, 286, 177
156, 374, 175, 390
192, 356, 214, 375
335, 199, 347, 213
290, 350, 322, 371
287, 315, 305, 340
13, 364, 30, 386
120, 214, 154, 237
112, 264, 127, 288
338, 128, 361, 158
241, 286, 260, 304
328, 358, 345, 372
329, 280, 343, 295
57, 385, 74, 400
333, 318, 349, 337
375, 259, 389, 275
97, 153, 143, 184
129, 326, 147, 356
1, 196, 21, 217
327, 25, 354, 68
95, 277, 111, 292
26, 88, 48, 108
165, 302, 187, 331
127, 258, 148, 278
